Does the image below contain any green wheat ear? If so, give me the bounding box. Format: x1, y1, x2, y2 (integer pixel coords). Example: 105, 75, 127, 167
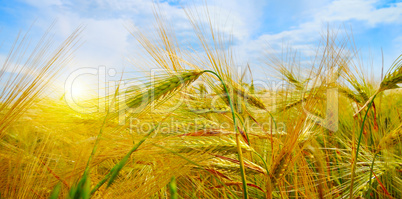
338, 86, 363, 103
126, 70, 204, 109
379, 65, 402, 92
377, 123, 402, 151
232, 85, 267, 110
354, 55, 402, 116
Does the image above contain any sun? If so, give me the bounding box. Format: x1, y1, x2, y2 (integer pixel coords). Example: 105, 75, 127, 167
65, 75, 97, 102
71, 83, 87, 101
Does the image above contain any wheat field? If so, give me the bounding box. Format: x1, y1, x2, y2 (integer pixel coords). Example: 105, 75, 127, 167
0, 6, 402, 199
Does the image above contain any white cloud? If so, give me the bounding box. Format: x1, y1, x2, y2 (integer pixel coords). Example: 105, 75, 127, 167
9, 0, 402, 82
314, 0, 402, 26
22, 0, 63, 7
16, 0, 269, 71
243, 0, 402, 68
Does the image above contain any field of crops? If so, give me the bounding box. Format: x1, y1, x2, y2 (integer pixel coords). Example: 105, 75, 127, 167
1, 8, 402, 199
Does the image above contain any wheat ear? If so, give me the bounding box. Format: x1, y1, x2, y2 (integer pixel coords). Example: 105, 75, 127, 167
377, 123, 402, 151
354, 55, 402, 116
126, 70, 204, 108
269, 152, 291, 185
233, 85, 267, 110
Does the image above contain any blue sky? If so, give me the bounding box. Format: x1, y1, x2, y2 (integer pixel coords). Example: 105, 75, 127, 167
1, 0, 402, 84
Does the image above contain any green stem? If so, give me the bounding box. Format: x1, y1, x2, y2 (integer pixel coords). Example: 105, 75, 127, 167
253, 151, 271, 199
83, 108, 110, 175
365, 152, 378, 198
90, 123, 160, 195
203, 70, 248, 199
84, 80, 123, 176
349, 94, 376, 199
253, 151, 269, 176
235, 113, 250, 144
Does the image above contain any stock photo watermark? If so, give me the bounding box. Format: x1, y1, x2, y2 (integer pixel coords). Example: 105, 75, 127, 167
64, 66, 339, 132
